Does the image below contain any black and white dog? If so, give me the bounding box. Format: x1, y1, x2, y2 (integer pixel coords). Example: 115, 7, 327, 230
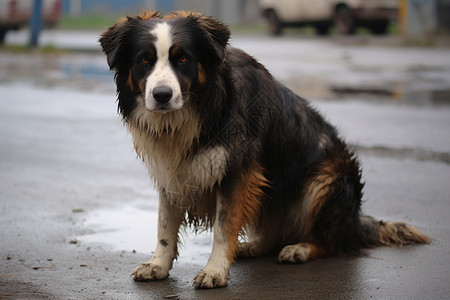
100, 11, 430, 288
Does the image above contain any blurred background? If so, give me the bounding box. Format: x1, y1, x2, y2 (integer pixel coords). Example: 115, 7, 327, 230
1, 0, 450, 42
1, 0, 450, 101
1, 1, 450, 299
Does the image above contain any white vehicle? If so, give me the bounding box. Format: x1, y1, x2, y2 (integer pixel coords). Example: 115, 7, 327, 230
260, 0, 398, 35
0, 0, 61, 43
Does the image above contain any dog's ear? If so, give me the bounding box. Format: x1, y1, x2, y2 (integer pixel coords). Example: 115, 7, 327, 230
99, 18, 129, 70
99, 11, 161, 70
184, 12, 230, 64
197, 14, 230, 62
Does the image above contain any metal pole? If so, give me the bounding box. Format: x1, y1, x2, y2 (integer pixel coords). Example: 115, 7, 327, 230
399, 0, 408, 36
29, 0, 43, 48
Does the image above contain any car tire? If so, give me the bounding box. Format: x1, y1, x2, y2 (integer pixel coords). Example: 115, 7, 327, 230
0, 29, 8, 44
334, 6, 355, 35
370, 20, 389, 35
315, 22, 331, 35
265, 10, 282, 36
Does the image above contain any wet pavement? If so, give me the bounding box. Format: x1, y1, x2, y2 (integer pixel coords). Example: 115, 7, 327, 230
1, 30, 450, 299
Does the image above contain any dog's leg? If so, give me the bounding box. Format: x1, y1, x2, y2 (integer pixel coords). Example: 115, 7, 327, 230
194, 166, 268, 288
277, 148, 363, 264
194, 193, 232, 288
132, 192, 183, 281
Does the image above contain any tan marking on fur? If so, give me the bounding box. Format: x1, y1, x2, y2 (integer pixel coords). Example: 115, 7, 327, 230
302, 242, 328, 260
377, 221, 431, 246
138, 10, 161, 20
117, 16, 129, 24
304, 161, 339, 234
223, 166, 270, 262
164, 11, 188, 19
164, 11, 201, 19
126, 69, 135, 93
197, 63, 207, 85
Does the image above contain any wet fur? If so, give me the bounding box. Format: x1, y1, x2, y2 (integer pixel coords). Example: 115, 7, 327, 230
100, 10, 430, 288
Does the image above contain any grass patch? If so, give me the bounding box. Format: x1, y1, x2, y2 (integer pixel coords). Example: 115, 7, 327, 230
403, 38, 436, 47
229, 24, 266, 35
58, 14, 120, 30
0, 44, 30, 53
0, 44, 66, 54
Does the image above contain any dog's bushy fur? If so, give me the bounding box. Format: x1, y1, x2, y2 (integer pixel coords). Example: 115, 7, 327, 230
100, 11, 430, 288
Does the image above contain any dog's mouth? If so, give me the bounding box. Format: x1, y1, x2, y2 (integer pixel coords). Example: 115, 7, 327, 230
149, 104, 173, 114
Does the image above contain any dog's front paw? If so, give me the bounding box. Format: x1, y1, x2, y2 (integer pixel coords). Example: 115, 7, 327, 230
194, 270, 228, 289
132, 262, 169, 281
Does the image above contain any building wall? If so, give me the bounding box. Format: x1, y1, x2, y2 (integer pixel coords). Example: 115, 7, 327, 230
62, 0, 145, 15
62, 0, 261, 24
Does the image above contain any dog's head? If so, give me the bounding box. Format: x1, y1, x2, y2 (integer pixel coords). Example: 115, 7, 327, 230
100, 11, 230, 120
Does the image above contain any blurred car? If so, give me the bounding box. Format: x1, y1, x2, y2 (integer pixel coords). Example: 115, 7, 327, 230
0, 0, 61, 43
259, 0, 398, 35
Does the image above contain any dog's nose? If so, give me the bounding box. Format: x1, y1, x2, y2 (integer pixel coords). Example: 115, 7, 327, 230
152, 86, 173, 104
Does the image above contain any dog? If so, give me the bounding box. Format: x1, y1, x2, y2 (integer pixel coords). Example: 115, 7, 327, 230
99, 10, 430, 289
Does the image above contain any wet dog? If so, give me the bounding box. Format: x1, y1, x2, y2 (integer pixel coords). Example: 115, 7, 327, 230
100, 11, 430, 288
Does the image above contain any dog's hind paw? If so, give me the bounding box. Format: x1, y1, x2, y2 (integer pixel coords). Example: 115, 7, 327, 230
132, 262, 169, 281
278, 242, 327, 264
237, 242, 260, 258
194, 270, 228, 289
278, 243, 311, 264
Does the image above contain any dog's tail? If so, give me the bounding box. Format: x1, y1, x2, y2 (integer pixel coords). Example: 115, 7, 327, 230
359, 215, 431, 247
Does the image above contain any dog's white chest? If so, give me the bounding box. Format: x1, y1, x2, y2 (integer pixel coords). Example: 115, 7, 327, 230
186, 146, 229, 189
143, 141, 229, 201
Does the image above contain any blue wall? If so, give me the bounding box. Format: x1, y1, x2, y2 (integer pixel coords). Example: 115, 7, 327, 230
61, 0, 175, 14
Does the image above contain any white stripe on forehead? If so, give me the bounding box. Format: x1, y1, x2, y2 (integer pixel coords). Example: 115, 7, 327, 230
151, 22, 172, 59
145, 21, 182, 112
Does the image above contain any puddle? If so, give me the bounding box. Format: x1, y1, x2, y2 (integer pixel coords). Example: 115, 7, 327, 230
80, 204, 159, 253
330, 85, 450, 106
60, 63, 112, 84
331, 86, 394, 97
0, 52, 114, 91
2, 51, 449, 106
351, 144, 450, 164
282, 76, 450, 106
78, 201, 214, 263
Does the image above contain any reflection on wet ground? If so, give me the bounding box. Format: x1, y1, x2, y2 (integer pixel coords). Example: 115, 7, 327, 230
332, 86, 450, 106
0, 52, 114, 92
284, 71, 450, 106
76, 183, 213, 261
0, 51, 449, 106
351, 144, 450, 165
79, 201, 214, 265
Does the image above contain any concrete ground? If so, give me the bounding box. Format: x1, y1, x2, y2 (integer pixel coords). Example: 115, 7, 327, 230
1, 31, 450, 299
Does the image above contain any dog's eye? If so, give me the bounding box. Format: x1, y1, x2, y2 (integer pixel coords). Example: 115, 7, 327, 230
179, 56, 188, 64
140, 57, 150, 65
